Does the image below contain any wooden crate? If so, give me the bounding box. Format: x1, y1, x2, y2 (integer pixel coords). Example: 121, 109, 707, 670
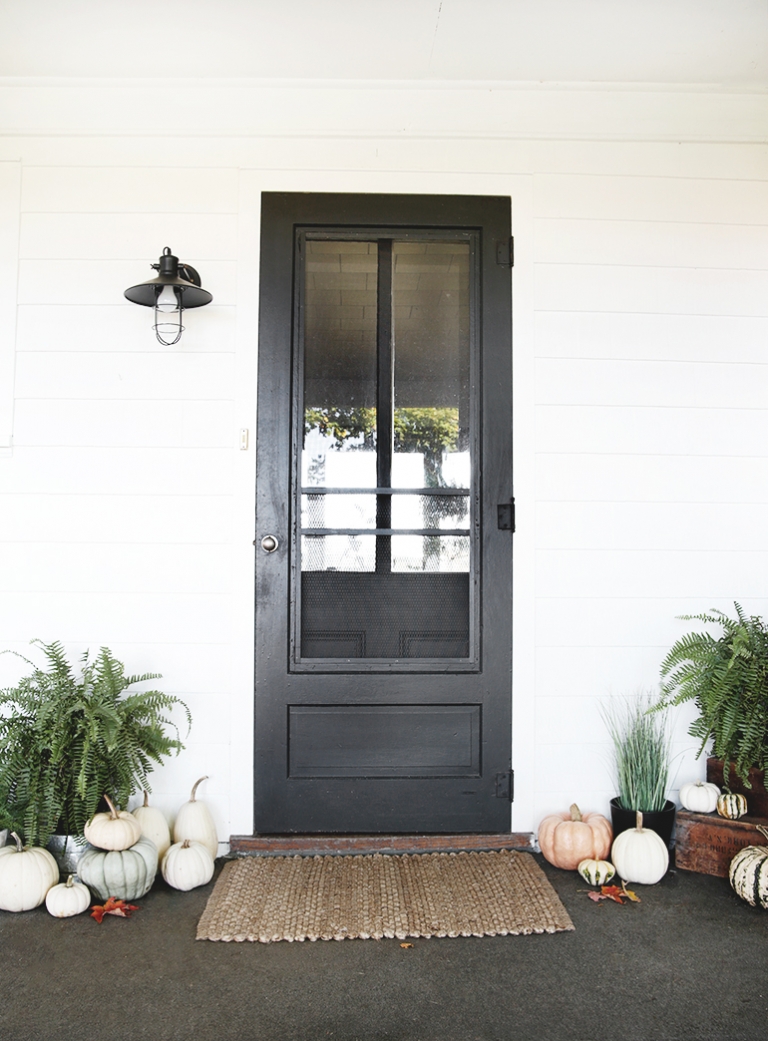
706, 757, 768, 818
675, 810, 768, 877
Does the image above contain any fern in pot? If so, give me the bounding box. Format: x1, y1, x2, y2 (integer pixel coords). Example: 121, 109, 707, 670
0, 640, 190, 871
602, 693, 675, 848
656, 603, 768, 795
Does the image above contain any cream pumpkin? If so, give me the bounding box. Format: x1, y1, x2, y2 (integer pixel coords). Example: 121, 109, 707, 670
611, 810, 669, 885
0, 832, 59, 912
45, 875, 91, 918
132, 791, 171, 862
173, 777, 218, 860
679, 781, 720, 814
538, 804, 613, 870
162, 839, 215, 891
84, 794, 142, 851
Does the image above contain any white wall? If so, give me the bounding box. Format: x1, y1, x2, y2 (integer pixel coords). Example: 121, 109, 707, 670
0, 77, 766, 845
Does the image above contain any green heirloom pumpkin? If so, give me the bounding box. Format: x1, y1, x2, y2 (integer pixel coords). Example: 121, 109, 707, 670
77, 836, 158, 902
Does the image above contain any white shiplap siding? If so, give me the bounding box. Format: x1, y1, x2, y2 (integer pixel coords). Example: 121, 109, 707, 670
0, 80, 765, 839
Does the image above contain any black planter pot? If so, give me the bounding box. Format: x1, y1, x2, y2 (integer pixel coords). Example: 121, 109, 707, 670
610, 797, 676, 850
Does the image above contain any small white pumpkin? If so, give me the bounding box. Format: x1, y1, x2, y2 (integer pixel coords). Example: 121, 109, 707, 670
173, 776, 218, 860
0, 832, 59, 912
729, 826, 768, 910
77, 836, 158, 902
132, 791, 171, 862
84, 794, 142, 851
162, 839, 215, 891
577, 858, 616, 886
717, 793, 748, 820
45, 874, 91, 918
611, 811, 669, 885
679, 780, 720, 815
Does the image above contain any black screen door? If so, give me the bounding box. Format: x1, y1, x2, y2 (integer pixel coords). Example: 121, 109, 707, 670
254, 193, 512, 833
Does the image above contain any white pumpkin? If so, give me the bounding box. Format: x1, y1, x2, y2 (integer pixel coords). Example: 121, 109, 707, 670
0, 832, 59, 912
611, 811, 669, 885
132, 791, 171, 862
77, 836, 158, 902
577, 858, 616, 886
717, 793, 748, 820
162, 839, 215, 891
729, 827, 768, 910
84, 794, 142, 851
173, 776, 218, 860
45, 874, 91, 918
679, 781, 720, 814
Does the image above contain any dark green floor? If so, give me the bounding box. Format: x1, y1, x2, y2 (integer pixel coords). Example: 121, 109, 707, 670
2, 855, 767, 1041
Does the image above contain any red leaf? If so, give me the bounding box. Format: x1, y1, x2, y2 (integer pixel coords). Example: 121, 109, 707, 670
600, 885, 627, 904
90, 896, 140, 923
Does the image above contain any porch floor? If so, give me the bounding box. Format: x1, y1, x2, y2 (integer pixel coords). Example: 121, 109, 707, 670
3, 854, 766, 1041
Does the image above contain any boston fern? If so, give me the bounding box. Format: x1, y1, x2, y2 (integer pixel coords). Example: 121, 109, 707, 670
0, 640, 191, 847
657, 604, 768, 789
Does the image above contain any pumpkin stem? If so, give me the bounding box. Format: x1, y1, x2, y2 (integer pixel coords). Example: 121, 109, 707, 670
190, 776, 208, 802
143, 791, 149, 807
569, 803, 582, 822
182, 839, 191, 849
65, 875, 74, 888
103, 793, 119, 819
636, 810, 644, 831
11, 831, 23, 852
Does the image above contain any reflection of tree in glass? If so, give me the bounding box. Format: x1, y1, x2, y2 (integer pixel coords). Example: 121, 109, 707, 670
304, 406, 466, 570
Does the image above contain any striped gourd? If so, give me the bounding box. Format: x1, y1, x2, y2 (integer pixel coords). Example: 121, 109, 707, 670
717, 793, 748, 820
729, 827, 768, 909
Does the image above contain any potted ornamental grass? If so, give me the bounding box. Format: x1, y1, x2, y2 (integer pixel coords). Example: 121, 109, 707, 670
655, 603, 768, 812
601, 692, 676, 848
0, 639, 191, 871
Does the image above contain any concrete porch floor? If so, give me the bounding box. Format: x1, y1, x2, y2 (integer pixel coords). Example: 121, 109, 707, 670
3, 854, 766, 1041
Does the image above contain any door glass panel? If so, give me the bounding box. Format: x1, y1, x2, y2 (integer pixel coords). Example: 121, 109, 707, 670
302, 241, 378, 489
298, 235, 474, 662
392, 241, 470, 492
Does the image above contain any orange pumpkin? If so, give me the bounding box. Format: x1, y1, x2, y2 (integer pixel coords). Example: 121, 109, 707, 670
538, 803, 613, 870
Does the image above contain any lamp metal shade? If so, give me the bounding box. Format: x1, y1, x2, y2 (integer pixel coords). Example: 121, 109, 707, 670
124, 247, 213, 309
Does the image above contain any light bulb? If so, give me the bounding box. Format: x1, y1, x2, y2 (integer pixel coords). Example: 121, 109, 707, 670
156, 285, 180, 313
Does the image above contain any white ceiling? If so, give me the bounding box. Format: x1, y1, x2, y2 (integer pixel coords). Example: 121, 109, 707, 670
1, 0, 766, 86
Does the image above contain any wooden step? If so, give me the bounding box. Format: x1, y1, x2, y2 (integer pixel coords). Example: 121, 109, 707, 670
229, 832, 534, 857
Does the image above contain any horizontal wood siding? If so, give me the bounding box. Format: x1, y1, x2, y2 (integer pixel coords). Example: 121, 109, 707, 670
0, 79, 765, 843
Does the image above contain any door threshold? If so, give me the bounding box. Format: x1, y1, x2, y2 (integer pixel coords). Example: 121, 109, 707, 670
229, 832, 534, 857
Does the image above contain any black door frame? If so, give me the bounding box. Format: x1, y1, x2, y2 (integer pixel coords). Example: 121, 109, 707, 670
254, 192, 513, 833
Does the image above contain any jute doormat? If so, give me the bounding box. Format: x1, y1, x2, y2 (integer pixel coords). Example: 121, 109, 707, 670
196, 850, 574, 943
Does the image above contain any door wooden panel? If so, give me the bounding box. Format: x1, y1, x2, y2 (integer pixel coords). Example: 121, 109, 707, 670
254, 193, 512, 833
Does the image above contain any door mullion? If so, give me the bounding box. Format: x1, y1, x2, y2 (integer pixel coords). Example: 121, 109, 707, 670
375, 238, 394, 575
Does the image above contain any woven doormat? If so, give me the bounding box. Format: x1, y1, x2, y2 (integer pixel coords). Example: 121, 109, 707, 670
197, 850, 574, 943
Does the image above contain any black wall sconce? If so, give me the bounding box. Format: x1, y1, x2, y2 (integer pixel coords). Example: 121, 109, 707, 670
124, 246, 213, 345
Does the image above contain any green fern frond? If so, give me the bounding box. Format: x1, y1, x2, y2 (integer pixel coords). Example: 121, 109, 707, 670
0, 640, 192, 845
656, 603, 768, 789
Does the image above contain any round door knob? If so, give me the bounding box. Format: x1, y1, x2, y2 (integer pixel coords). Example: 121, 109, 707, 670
261, 534, 279, 553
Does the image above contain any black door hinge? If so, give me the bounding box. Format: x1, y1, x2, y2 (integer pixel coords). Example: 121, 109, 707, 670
496, 237, 514, 267
497, 499, 515, 532
495, 770, 514, 802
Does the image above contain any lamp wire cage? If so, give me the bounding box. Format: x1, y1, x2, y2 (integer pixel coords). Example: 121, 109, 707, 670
124, 246, 213, 345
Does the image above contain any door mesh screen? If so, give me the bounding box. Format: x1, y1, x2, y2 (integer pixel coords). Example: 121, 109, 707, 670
301, 572, 470, 659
